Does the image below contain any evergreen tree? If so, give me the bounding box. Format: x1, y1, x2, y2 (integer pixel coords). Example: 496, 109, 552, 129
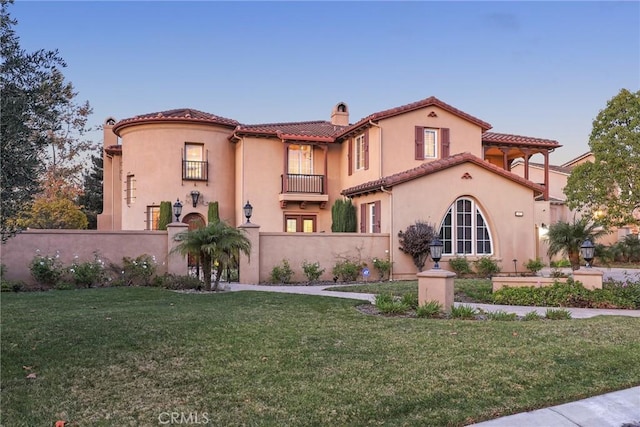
78, 152, 103, 229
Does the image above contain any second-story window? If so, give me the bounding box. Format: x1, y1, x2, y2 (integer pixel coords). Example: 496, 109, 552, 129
126, 174, 136, 206
355, 134, 366, 170
183, 143, 207, 180
424, 129, 438, 158
288, 145, 313, 174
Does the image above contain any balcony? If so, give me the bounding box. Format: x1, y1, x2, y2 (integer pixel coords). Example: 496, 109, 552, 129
182, 160, 208, 181
279, 174, 329, 209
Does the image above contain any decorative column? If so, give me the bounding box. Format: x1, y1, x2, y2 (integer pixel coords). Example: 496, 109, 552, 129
417, 268, 456, 313
238, 222, 260, 284
167, 222, 189, 276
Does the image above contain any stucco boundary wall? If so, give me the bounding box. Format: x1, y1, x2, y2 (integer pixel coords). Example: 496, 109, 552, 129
1, 230, 168, 285
258, 232, 390, 284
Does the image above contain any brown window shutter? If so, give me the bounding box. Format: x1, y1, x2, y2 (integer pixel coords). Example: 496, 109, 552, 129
374, 200, 381, 233
360, 203, 366, 233
348, 138, 353, 176
415, 126, 424, 160
364, 129, 370, 170
441, 128, 450, 158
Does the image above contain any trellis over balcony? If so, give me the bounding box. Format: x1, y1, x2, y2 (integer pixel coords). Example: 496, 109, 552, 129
279, 173, 329, 209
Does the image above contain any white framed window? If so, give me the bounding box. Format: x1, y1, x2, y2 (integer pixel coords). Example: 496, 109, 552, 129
368, 203, 376, 233
125, 174, 136, 206
355, 134, 366, 170
288, 145, 313, 175
439, 198, 492, 255
424, 129, 437, 158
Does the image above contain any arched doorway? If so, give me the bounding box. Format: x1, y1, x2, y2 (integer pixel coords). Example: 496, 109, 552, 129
182, 213, 206, 277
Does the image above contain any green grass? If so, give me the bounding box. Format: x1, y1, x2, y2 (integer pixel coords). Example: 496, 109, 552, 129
2, 288, 640, 426
329, 279, 494, 303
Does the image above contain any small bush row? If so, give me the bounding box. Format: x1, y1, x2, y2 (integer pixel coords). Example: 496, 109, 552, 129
448, 256, 501, 278
269, 256, 392, 284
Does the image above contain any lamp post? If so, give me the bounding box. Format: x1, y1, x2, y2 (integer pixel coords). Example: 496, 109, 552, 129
243, 200, 253, 223
190, 190, 200, 208
580, 239, 595, 268
429, 238, 443, 269
173, 199, 183, 222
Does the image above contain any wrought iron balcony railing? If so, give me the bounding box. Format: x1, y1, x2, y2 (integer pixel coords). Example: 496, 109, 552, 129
182, 160, 208, 181
281, 174, 324, 194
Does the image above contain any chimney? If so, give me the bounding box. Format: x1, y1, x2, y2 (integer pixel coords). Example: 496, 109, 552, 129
331, 102, 349, 126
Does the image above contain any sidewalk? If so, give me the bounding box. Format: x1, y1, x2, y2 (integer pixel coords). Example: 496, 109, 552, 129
227, 282, 640, 426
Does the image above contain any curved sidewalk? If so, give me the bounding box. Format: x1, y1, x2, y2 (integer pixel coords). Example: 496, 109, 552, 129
227, 283, 640, 318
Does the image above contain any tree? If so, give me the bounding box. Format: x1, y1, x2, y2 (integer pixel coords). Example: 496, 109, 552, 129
545, 218, 607, 270
398, 221, 437, 271
17, 197, 88, 229
158, 201, 172, 230
208, 201, 219, 224
173, 221, 251, 291
78, 152, 103, 229
331, 198, 357, 232
564, 89, 640, 228
0, 0, 94, 241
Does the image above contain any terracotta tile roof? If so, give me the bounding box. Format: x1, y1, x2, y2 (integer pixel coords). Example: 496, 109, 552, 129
337, 96, 492, 139
105, 145, 122, 155
113, 108, 239, 136
482, 132, 561, 148
232, 120, 347, 142
342, 152, 545, 197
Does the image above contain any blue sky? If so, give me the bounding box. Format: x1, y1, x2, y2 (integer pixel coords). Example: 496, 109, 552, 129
10, 1, 640, 164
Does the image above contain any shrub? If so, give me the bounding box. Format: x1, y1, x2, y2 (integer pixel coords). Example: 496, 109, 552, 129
486, 310, 517, 321
474, 257, 501, 278
111, 254, 157, 287
492, 278, 637, 309
522, 311, 543, 321
158, 201, 172, 230
375, 293, 410, 314
332, 259, 363, 282
524, 258, 545, 275
30, 251, 65, 287
372, 257, 392, 280
545, 308, 572, 320
155, 274, 204, 290
331, 199, 357, 232
603, 279, 640, 309
450, 305, 478, 319
69, 252, 107, 288
416, 301, 442, 318
0, 265, 24, 292
398, 221, 437, 271
401, 292, 419, 310
270, 259, 294, 284
449, 256, 473, 276
302, 260, 325, 283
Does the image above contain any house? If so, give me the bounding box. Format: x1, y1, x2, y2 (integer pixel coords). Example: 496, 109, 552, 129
99, 96, 562, 278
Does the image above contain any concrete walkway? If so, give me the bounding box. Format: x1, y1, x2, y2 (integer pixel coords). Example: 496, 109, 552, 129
227, 280, 640, 426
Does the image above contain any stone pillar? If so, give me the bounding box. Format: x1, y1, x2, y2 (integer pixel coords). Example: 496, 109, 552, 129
573, 268, 603, 290
238, 223, 260, 284
166, 222, 188, 276
417, 269, 456, 312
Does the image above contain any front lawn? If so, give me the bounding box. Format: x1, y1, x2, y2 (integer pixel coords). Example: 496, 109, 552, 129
2, 288, 640, 426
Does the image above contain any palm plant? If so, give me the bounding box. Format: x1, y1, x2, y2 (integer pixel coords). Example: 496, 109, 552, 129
173, 221, 251, 290
545, 218, 607, 270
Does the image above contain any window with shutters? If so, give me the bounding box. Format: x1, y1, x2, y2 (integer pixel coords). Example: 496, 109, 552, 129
424, 129, 437, 158
439, 197, 492, 255
355, 134, 366, 170
360, 201, 381, 233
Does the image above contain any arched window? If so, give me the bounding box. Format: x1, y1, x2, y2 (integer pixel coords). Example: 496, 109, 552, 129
439, 198, 492, 255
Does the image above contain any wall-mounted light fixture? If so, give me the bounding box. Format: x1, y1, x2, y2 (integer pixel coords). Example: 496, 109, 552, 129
514, 211, 524, 217
190, 190, 200, 208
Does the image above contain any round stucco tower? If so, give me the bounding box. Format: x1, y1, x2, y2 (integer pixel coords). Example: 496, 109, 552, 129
112, 109, 239, 230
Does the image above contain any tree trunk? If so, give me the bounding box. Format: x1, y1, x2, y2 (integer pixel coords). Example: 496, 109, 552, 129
569, 250, 580, 270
